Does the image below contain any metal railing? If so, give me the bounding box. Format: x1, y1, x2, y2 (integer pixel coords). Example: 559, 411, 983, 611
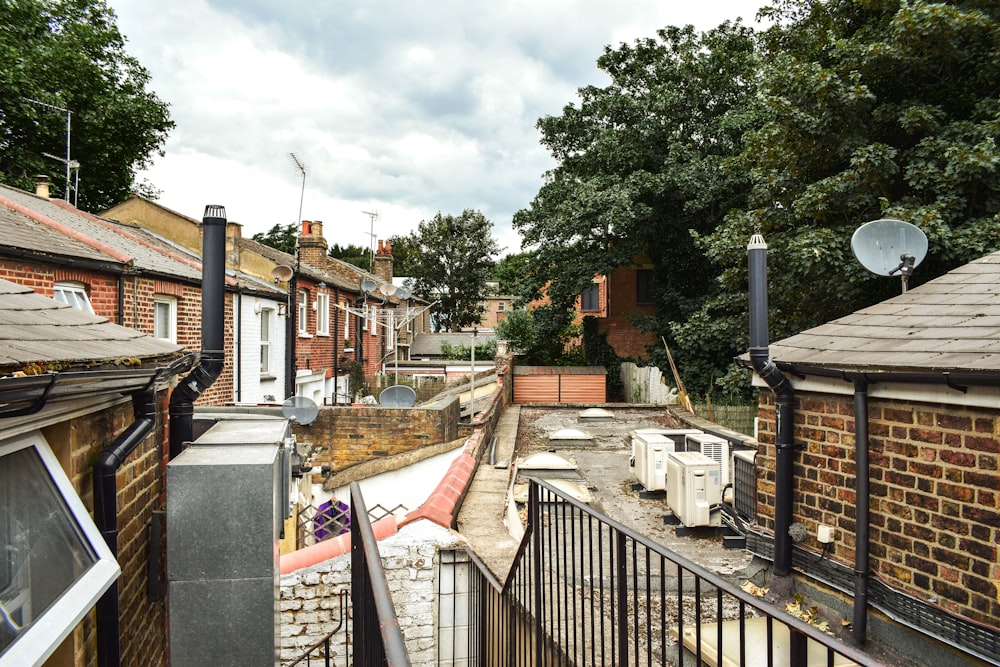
285, 589, 350, 667
350, 482, 411, 667
463, 478, 882, 666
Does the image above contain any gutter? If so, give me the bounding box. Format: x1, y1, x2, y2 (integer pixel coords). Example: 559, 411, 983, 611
746, 234, 797, 578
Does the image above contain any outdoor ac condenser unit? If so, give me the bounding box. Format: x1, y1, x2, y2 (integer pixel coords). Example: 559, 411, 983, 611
732, 449, 756, 521
685, 432, 731, 485
666, 451, 722, 528
629, 431, 674, 491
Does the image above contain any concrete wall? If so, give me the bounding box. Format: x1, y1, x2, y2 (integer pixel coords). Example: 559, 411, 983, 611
279, 520, 459, 666
755, 390, 1000, 626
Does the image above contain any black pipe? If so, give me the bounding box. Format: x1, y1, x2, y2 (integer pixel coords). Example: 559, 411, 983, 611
333, 286, 340, 404
235, 290, 242, 403
94, 385, 157, 667
168, 205, 227, 459
853, 378, 870, 643
286, 270, 297, 399
117, 272, 125, 326
746, 233, 797, 576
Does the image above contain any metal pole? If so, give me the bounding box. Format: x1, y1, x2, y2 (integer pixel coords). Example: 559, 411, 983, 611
470, 328, 477, 418
65, 109, 71, 202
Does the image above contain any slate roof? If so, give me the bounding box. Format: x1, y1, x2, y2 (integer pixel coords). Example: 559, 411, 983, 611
0, 184, 202, 282
411, 332, 497, 357
0, 202, 122, 266
0, 279, 181, 370
768, 250, 1000, 372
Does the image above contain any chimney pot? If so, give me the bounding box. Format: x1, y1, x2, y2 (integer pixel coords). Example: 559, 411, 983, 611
312, 220, 323, 237
35, 175, 50, 199
301, 220, 311, 236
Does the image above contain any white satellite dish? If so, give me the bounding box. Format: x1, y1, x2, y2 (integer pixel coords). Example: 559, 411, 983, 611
396, 285, 412, 300
360, 278, 377, 294
379, 385, 416, 408
378, 282, 397, 297
281, 396, 319, 425
851, 218, 928, 292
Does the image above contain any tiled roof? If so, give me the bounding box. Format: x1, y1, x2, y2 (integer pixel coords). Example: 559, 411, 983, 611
0, 203, 122, 265
0, 279, 180, 370
0, 184, 202, 282
768, 250, 1000, 372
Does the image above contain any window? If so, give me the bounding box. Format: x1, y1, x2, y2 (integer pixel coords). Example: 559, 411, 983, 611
52, 282, 94, 314
297, 290, 308, 335
260, 309, 272, 375
581, 284, 600, 312
316, 293, 329, 335
636, 269, 654, 304
153, 296, 177, 343
342, 301, 350, 339
0, 432, 119, 665
497, 301, 506, 312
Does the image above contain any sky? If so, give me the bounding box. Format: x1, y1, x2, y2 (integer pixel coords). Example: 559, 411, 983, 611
108, 0, 770, 258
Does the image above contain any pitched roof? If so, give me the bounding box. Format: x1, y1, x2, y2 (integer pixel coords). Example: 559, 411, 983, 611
0, 184, 202, 282
769, 250, 1000, 372
0, 203, 122, 266
0, 279, 180, 371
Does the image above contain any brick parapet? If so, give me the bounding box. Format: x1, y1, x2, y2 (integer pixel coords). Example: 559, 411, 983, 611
755, 390, 1000, 625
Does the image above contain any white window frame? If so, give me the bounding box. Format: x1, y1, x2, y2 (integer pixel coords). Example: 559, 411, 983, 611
342, 301, 351, 339
52, 281, 94, 314
260, 308, 272, 375
153, 296, 177, 343
316, 293, 330, 336
0, 432, 120, 666
497, 301, 506, 312
297, 290, 309, 335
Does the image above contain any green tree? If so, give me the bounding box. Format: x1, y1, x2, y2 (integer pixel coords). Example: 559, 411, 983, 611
0, 0, 174, 210
492, 251, 537, 304
386, 234, 422, 277
696, 0, 1000, 380
328, 243, 369, 269
252, 222, 298, 256
408, 209, 501, 331
514, 21, 764, 392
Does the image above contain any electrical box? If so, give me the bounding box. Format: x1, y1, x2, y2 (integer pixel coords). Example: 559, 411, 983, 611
666, 451, 722, 528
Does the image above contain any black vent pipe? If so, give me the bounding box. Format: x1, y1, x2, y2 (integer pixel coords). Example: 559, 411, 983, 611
853, 378, 871, 643
747, 234, 797, 577
169, 205, 227, 459
94, 385, 157, 667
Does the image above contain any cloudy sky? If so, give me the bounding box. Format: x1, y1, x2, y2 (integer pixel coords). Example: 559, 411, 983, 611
108, 0, 769, 257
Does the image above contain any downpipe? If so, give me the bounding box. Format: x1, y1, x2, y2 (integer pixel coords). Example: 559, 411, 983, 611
853, 379, 870, 643
746, 234, 797, 577
168, 205, 227, 459
93, 386, 157, 667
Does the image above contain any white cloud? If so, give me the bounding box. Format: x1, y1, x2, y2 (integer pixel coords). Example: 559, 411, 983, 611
110, 0, 768, 256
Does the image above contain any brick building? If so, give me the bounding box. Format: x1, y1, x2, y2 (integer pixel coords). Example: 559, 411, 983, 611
743, 249, 1000, 663
0, 278, 185, 666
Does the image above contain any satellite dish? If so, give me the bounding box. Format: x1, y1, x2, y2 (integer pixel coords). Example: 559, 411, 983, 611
378, 282, 397, 297
271, 265, 294, 282
360, 278, 377, 294
379, 385, 416, 408
281, 396, 319, 425
851, 218, 928, 277
396, 285, 412, 300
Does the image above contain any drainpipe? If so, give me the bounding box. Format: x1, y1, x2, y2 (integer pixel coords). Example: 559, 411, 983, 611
235, 290, 242, 404
853, 379, 870, 643
169, 205, 227, 459
333, 286, 341, 404
747, 234, 797, 576
93, 385, 157, 667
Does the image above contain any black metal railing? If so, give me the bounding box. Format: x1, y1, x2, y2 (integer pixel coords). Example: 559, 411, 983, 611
285, 589, 350, 667
462, 478, 882, 667
350, 482, 411, 667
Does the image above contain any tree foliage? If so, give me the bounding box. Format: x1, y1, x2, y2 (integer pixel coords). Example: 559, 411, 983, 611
386, 234, 422, 277
407, 209, 501, 332
492, 251, 537, 303
0, 0, 174, 210
697, 0, 1000, 365
513, 21, 764, 393
252, 222, 298, 256
328, 242, 369, 269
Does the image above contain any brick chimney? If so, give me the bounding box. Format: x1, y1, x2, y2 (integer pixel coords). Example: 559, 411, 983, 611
35, 175, 50, 199
373, 238, 393, 283
226, 221, 242, 268
297, 220, 328, 269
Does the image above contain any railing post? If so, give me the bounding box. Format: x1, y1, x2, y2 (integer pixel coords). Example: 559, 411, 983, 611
531, 480, 545, 667
616, 530, 628, 667
790, 627, 808, 667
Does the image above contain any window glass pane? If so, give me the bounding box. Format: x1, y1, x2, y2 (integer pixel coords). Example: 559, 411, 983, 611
636, 270, 653, 304
154, 301, 171, 339
1, 447, 97, 655
260, 309, 271, 373
581, 284, 600, 311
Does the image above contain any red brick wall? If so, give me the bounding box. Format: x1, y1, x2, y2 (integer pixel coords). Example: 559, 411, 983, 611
755, 391, 1000, 625
295, 401, 461, 472
43, 394, 170, 667
598, 265, 655, 359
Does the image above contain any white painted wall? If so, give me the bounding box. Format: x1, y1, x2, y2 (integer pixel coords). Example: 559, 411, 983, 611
234, 294, 286, 404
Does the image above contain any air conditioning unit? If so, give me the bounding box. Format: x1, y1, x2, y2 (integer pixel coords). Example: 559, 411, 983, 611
629, 431, 675, 491
732, 449, 756, 521
685, 433, 731, 485
666, 451, 722, 527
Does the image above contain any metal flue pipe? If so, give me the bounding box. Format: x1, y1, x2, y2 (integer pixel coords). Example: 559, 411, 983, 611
169, 205, 227, 458
747, 234, 797, 576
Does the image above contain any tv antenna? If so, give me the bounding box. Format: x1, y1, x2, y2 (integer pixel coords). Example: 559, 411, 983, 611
363, 209, 380, 270
26, 97, 75, 204
288, 152, 307, 227
851, 218, 928, 293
